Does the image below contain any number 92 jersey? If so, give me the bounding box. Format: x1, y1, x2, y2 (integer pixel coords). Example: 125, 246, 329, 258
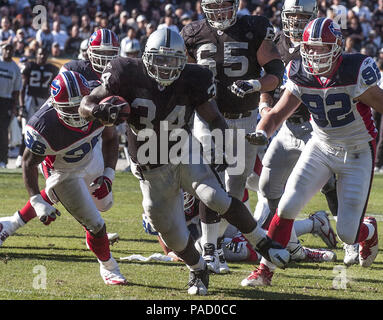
285, 54, 380, 147
24, 102, 104, 172
181, 15, 275, 113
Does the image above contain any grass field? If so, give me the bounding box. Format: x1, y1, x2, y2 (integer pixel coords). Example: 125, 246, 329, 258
0, 168, 382, 301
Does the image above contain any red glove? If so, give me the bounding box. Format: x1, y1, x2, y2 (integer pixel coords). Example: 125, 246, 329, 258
90, 168, 115, 200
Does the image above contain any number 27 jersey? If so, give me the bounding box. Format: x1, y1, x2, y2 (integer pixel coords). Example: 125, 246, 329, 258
285, 54, 380, 147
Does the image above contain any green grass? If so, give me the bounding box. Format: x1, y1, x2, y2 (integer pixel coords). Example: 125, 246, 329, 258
0, 169, 383, 300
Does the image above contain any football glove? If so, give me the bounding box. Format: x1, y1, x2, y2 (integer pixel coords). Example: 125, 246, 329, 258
30, 194, 61, 225
245, 131, 268, 146
230, 79, 261, 98
92, 97, 127, 126
90, 167, 115, 200
255, 236, 290, 269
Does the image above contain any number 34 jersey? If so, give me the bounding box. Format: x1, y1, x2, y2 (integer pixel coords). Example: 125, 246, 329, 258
24, 102, 104, 172
181, 15, 275, 113
285, 54, 380, 147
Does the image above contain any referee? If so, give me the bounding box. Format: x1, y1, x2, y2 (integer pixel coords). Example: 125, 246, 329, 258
0, 43, 21, 168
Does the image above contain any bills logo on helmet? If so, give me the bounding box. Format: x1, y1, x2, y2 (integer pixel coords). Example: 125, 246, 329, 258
328, 22, 342, 38
79, 73, 90, 89
51, 79, 61, 96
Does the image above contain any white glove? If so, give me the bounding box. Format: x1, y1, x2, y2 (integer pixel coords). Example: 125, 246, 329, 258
230, 79, 261, 98
30, 194, 61, 225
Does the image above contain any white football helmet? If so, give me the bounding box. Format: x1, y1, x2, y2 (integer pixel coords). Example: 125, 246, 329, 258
201, 0, 239, 30
142, 28, 186, 86
281, 0, 318, 40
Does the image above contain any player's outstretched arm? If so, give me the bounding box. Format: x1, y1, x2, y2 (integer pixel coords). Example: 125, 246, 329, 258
355, 85, 383, 114
247, 89, 300, 145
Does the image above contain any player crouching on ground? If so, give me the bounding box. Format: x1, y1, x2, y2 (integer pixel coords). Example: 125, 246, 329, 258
242, 18, 381, 286
0, 71, 127, 286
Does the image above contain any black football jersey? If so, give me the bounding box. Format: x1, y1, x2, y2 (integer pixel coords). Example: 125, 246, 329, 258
102, 57, 215, 164
274, 31, 310, 121
62, 59, 101, 89
22, 62, 59, 99
181, 15, 275, 113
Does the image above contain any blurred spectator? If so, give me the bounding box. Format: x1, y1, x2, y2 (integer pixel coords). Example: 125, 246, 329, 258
345, 16, 364, 51
352, 0, 372, 37
12, 29, 27, 57
138, 0, 152, 23
120, 27, 140, 58
136, 15, 147, 40
51, 42, 61, 58
0, 17, 15, 48
109, 1, 124, 27
24, 40, 40, 60
113, 11, 131, 39
139, 22, 156, 53
157, 14, 179, 33
238, 0, 251, 16
0, 43, 21, 168
344, 36, 357, 53
180, 13, 192, 29
36, 22, 54, 52
373, 0, 383, 32
60, 7, 73, 30
52, 21, 69, 51
64, 25, 83, 58
79, 14, 93, 40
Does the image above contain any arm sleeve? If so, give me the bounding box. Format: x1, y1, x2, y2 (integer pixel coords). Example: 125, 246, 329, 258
24, 126, 53, 156
352, 57, 382, 98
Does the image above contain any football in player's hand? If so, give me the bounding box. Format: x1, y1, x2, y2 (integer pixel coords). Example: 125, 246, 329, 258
99, 95, 131, 125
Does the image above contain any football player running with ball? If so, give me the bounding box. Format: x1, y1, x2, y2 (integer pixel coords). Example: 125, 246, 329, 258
244, 18, 382, 286
0, 71, 127, 285
180, 0, 285, 274
79, 29, 289, 295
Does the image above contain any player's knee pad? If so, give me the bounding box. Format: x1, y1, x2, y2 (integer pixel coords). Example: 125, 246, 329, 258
195, 183, 231, 215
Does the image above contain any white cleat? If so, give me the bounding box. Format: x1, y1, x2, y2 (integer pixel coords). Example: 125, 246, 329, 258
187, 267, 209, 295
287, 240, 306, 262
0, 213, 24, 246
107, 232, 119, 245
241, 263, 273, 287
310, 211, 337, 248
303, 247, 337, 262
203, 243, 220, 274
99, 257, 128, 285
343, 243, 359, 266
217, 248, 230, 274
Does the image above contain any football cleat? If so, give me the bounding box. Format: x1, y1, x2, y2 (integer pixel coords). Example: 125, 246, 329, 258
256, 236, 290, 268
217, 248, 230, 274
107, 232, 119, 245
343, 243, 359, 266
203, 243, 220, 274
359, 217, 379, 267
187, 266, 209, 295
303, 247, 337, 262
241, 263, 273, 287
0, 213, 23, 246
99, 257, 128, 285
309, 211, 337, 248
288, 240, 306, 262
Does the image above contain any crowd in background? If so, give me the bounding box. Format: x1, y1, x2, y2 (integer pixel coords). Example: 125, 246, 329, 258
1, 0, 383, 170
0, 0, 383, 61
